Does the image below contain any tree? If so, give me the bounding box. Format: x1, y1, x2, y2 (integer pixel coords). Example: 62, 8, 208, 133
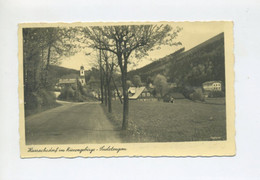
132, 75, 142, 87
23, 27, 78, 90
146, 76, 153, 85
41, 28, 78, 87
100, 50, 116, 113
126, 80, 133, 89
82, 24, 182, 130
23, 27, 79, 113
88, 76, 99, 89
154, 74, 169, 98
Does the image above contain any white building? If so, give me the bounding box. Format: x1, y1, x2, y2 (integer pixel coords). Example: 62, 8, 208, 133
202, 81, 222, 91
79, 65, 86, 86
58, 66, 86, 88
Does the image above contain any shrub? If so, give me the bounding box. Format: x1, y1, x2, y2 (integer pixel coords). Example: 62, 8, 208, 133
38, 89, 56, 106
25, 92, 42, 110
71, 84, 77, 90
24, 89, 57, 116
208, 91, 225, 98
66, 86, 75, 100
181, 86, 205, 102
163, 94, 171, 102
58, 83, 98, 102
190, 91, 205, 102
58, 86, 75, 101
163, 94, 175, 103
182, 86, 195, 99
81, 87, 88, 96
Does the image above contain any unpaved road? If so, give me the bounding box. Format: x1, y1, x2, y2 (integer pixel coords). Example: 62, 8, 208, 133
25, 101, 121, 145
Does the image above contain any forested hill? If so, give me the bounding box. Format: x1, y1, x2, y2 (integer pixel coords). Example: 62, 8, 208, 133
48, 65, 79, 80
128, 47, 185, 79
128, 32, 225, 87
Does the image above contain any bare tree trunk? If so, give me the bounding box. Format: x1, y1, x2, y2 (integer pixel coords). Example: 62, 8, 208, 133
111, 75, 122, 104
104, 72, 108, 106
121, 70, 129, 130
44, 45, 51, 87
107, 80, 112, 113
105, 59, 112, 113
99, 49, 104, 103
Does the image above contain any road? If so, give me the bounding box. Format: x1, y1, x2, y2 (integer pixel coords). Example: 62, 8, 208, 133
25, 101, 122, 145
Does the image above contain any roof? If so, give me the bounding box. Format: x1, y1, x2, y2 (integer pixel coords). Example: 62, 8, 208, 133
128, 87, 136, 94
129, 87, 146, 100
60, 73, 79, 79
203, 81, 222, 86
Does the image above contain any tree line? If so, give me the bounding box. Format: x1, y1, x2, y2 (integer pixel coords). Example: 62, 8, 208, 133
23, 27, 78, 115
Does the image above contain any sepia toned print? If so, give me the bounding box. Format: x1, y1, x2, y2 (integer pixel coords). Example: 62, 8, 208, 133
19, 22, 235, 157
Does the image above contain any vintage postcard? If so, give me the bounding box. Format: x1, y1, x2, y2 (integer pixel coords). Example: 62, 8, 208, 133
19, 21, 235, 157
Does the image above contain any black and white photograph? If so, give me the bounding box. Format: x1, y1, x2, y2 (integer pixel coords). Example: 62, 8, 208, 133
19, 22, 235, 157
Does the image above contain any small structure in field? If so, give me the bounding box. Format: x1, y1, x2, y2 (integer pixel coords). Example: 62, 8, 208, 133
202, 81, 222, 91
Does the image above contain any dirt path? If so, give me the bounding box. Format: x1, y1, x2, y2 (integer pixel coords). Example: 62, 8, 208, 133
25, 101, 122, 145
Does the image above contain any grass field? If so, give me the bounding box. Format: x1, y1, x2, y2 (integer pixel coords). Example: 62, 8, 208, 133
102, 98, 226, 142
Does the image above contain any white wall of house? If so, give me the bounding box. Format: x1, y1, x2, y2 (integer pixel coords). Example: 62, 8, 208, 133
203, 82, 222, 91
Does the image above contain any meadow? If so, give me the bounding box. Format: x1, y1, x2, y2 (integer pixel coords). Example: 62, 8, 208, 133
103, 98, 226, 142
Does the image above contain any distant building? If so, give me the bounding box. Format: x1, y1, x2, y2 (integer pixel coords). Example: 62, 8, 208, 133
79, 66, 86, 86
128, 86, 153, 100
202, 81, 222, 91
57, 66, 86, 89
58, 78, 77, 87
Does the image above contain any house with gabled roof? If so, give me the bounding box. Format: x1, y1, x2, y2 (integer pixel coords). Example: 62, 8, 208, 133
128, 86, 153, 100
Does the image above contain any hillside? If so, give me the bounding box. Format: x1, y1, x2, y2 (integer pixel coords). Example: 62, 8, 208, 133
49, 65, 79, 79
128, 47, 185, 78
128, 32, 225, 87
47, 65, 80, 86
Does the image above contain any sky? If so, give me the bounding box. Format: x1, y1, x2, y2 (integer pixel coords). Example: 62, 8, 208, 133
59, 22, 227, 71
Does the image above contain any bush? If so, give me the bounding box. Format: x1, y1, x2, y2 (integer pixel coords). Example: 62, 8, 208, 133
163, 94, 171, 102
25, 92, 42, 110
190, 91, 205, 102
71, 84, 77, 90
182, 86, 205, 102
66, 86, 75, 99
25, 90, 56, 108
38, 89, 56, 106
58, 86, 75, 101
208, 91, 225, 98
182, 86, 195, 99
81, 87, 88, 96
58, 83, 99, 102
163, 94, 175, 103
24, 89, 57, 116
